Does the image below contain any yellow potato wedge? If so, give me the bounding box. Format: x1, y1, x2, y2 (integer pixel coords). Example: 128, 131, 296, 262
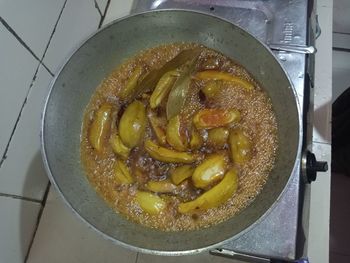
150, 70, 179, 108
119, 66, 144, 100
166, 115, 188, 151
110, 134, 130, 159
114, 160, 134, 184
229, 129, 252, 164
170, 165, 194, 185
89, 103, 113, 152
189, 128, 203, 150
148, 112, 167, 145
119, 100, 146, 148
144, 140, 199, 163
207, 127, 229, 148
201, 80, 221, 98
192, 154, 227, 189
178, 168, 238, 213
135, 191, 166, 214
195, 70, 254, 90
193, 108, 241, 129
146, 179, 177, 193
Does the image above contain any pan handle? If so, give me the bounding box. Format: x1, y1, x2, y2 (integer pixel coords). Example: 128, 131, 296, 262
211, 248, 311, 262
210, 249, 271, 263
268, 44, 316, 54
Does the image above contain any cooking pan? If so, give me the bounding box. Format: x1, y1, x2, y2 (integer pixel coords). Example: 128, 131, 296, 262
41, 10, 302, 255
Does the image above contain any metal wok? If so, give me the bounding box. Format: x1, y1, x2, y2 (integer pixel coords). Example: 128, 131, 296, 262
41, 10, 301, 255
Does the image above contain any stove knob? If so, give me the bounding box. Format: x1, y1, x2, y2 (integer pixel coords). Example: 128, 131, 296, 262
302, 150, 328, 183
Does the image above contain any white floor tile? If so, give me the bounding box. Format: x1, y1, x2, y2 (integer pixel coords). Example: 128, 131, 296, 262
27, 188, 138, 263
308, 142, 331, 263
0, 196, 41, 263
0, 66, 52, 200
0, 26, 38, 159
137, 252, 243, 263
103, 0, 133, 25
43, 0, 101, 74
313, 4, 332, 144
0, 0, 66, 58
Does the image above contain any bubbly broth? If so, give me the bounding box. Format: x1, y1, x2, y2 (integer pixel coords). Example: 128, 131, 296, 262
81, 43, 278, 231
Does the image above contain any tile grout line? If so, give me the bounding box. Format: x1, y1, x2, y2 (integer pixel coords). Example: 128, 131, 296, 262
21, 1, 69, 257
98, 0, 111, 28
0, 16, 53, 76
24, 183, 51, 263
0, 193, 41, 203
37, 0, 68, 76
0, 66, 40, 168
93, 0, 103, 17
0, 0, 68, 167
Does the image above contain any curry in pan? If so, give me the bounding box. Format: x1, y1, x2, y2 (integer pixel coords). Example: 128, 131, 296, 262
81, 43, 278, 231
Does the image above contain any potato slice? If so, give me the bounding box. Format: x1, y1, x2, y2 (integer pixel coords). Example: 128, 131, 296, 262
193, 108, 240, 129
178, 168, 238, 213
195, 70, 254, 90
207, 127, 229, 148
192, 154, 226, 189
114, 160, 134, 184
166, 115, 188, 151
146, 179, 177, 193
119, 66, 144, 100
148, 111, 167, 145
110, 134, 130, 159
201, 80, 221, 99
119, 100, 146, 148
144, 140, 199, 163
170, 165, 194, 185
150, 70, 179, 108
229, 129, 252, 164
89, 103, 113, 152
189, 128, 203, 150
135, 191, 166, 214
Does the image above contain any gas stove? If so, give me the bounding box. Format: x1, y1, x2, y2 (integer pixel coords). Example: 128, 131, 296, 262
132, 1, 324, 261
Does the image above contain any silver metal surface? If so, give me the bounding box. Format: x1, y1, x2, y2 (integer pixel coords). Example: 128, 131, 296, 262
269, 44, 316, 54
132, 0, 312, 260
301, 151, 308, 183
132, 0, 308, 46
210, 249, 270, 263
41, 10, 302, 256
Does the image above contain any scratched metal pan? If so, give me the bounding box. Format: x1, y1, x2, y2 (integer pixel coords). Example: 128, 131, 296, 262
41, 10, 301, 255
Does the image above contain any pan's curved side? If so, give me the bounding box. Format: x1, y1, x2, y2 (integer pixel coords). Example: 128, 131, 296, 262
41, 10, 301, 255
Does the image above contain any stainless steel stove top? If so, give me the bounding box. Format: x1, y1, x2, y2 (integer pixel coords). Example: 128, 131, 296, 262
132, 1, 316, 261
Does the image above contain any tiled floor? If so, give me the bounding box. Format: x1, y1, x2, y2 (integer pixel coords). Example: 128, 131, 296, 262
0, 65, 52, 200
0, 196, 41, 263
26, 188, 138, 263
0, 0, 334, 262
